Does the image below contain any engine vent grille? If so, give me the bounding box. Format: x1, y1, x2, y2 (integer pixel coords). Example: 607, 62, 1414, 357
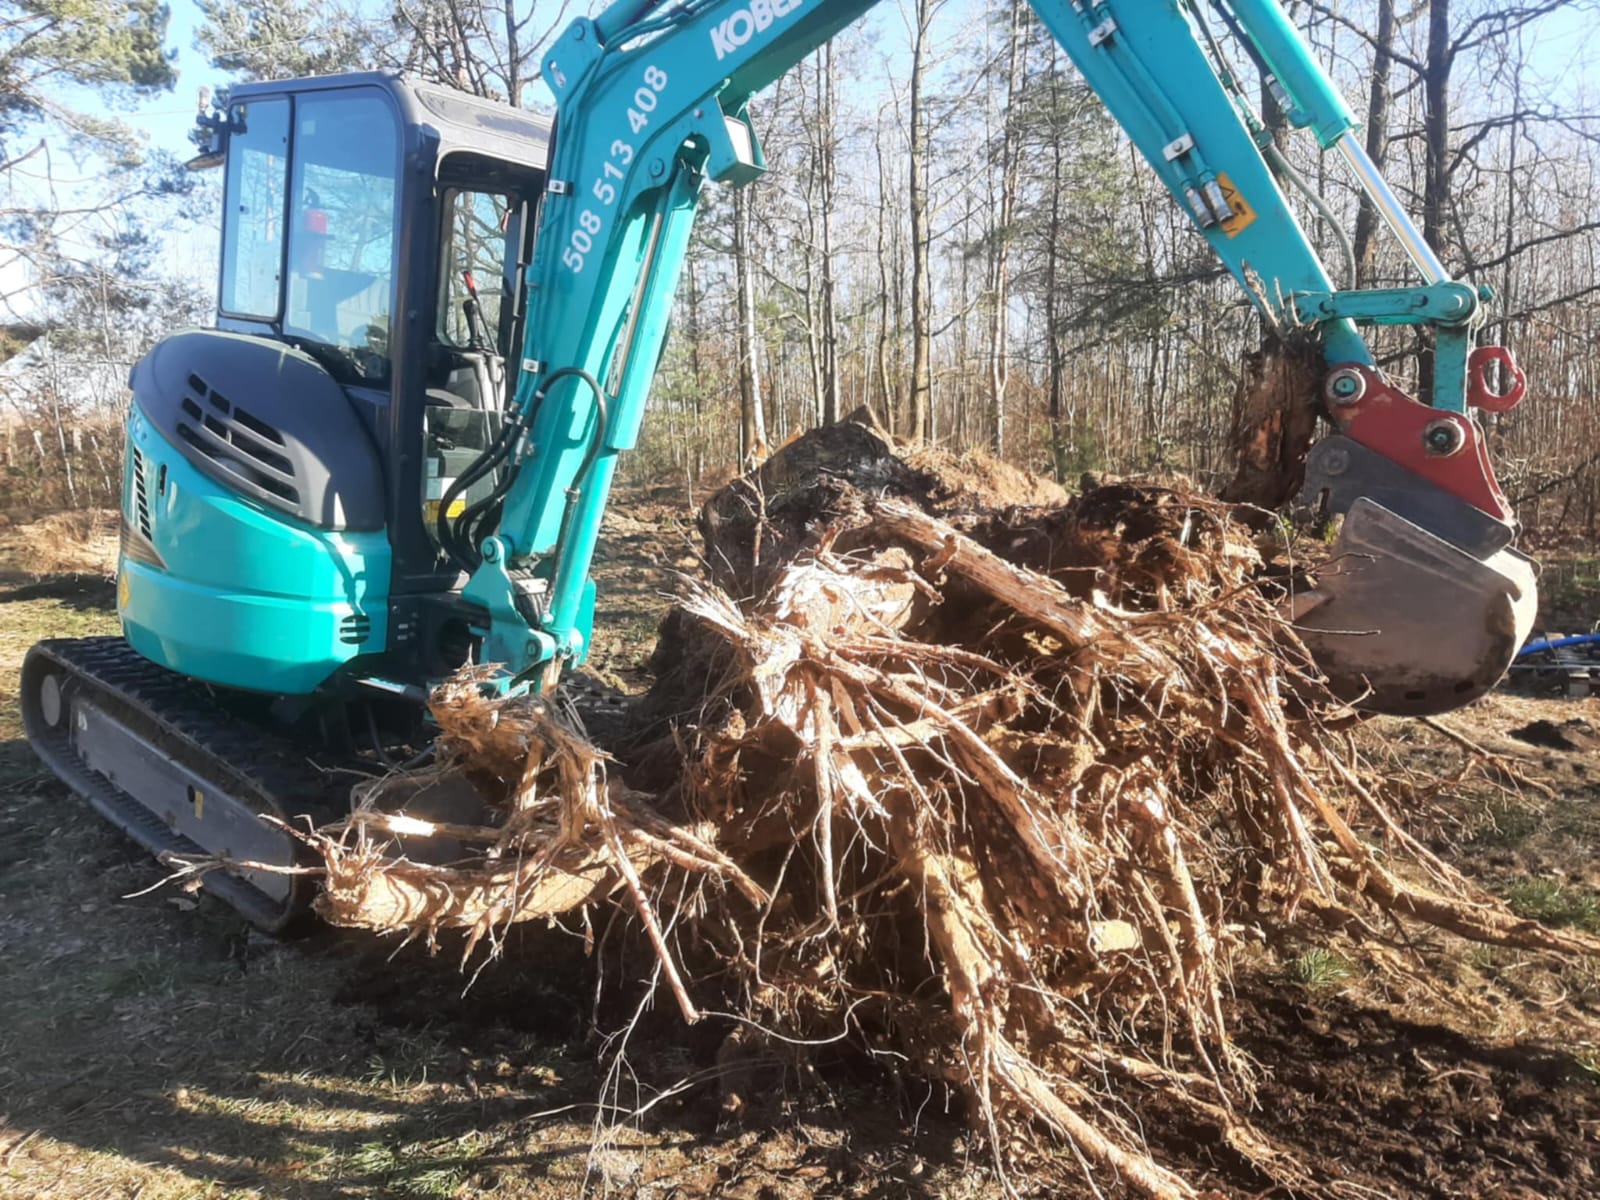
176, 372, 299, 506
339, 612, 372, 646
130, 446, 152, 539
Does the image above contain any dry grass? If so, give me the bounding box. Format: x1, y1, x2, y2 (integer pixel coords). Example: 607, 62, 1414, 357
0, 507, 118, 582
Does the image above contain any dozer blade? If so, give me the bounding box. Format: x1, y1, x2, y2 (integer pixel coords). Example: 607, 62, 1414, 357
1291, 497, 1537, 716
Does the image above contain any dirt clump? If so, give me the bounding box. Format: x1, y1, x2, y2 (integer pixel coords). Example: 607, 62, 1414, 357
1509, 717, 1600, 752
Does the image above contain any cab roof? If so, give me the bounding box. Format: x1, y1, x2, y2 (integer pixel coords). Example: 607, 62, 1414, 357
224, 72, 551, 173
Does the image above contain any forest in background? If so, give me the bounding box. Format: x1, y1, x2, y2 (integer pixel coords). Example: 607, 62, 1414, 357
2, 0, 1598, 539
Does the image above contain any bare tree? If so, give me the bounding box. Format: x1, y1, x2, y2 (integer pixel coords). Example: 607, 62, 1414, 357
905, 0, 937, 443
984, 0, 1025, 455
733, 186, 768, 463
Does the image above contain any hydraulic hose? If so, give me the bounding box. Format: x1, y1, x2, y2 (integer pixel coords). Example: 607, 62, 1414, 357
1201, 0, 1358, 289
437, 422, 516, 574
1517, 632, 1600, 659
1265, 142, 1357, 289
439, 366, 608, 579
438, 446, 508, 570
455, 464, 518, 558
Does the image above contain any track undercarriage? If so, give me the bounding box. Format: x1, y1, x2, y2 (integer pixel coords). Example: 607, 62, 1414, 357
21, 637, 634, 931
21, 638, 353, 931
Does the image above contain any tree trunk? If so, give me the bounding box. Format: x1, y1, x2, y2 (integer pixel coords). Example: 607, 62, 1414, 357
1420, 0, 1453, 401
734, 187, 767, 463
685, 257, 705, 485
875, 115, 898, 435
986, 0, 1023, 457
906, 0, 934, 444
502, 0, 520, 105
1044, 74, 1066, 480
1352, 0, 1396, 285
818, 43, 841, 426
46, 350, 77, 507
1422, 0, 1452, 260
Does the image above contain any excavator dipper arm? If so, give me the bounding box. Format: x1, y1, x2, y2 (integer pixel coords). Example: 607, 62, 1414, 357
457, 0, 1535, 714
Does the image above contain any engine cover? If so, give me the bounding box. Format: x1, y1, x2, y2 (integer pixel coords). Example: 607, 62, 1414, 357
130, 329, 385, 532
119, 330, 393, 695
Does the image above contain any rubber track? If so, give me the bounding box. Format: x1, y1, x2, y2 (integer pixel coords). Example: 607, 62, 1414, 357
23, 636, 350, 931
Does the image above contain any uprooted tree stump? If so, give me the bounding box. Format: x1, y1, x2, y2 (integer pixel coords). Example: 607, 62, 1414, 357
287, 415, 1597, 1198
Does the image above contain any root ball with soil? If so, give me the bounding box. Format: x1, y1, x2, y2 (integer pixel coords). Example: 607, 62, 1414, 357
293, 416, 1597, 1197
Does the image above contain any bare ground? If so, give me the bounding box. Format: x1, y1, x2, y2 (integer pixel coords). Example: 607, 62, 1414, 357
0, 495, 1596, 1198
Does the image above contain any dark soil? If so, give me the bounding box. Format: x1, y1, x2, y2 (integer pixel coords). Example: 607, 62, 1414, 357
1218, 986, 1599, 1199
2, 488, 1599, 1199
1510, 717, 1600, 752
299, 940, 1600, 1199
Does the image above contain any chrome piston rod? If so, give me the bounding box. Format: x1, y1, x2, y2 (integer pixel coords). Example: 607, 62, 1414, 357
1335, 130, 1450, 286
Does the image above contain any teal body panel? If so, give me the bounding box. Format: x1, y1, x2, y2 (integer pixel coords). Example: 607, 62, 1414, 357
120, 408, 391, 695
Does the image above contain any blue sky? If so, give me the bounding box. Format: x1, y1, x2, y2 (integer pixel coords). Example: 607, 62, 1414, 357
125, 0, 1595, 154
133, 0, 220, 158
9, 0, 1598, 321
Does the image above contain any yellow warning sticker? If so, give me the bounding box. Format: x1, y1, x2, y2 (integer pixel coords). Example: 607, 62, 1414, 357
193, 790, 204, 819
1215, 173, 1257, 238
424, 498, 468, 523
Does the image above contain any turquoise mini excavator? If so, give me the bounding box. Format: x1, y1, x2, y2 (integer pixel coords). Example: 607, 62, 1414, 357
22, 0, 1537, 929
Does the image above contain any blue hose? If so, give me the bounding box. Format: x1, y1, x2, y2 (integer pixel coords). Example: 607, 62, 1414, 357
1517, 632, 1600, 658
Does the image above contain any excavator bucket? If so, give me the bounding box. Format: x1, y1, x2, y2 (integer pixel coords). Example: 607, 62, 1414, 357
1284, 363, 1539, 716
1291, 497, 1537, 715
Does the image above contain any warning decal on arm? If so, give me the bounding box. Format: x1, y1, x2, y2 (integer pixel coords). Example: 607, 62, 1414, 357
1215, 173, 1257, 238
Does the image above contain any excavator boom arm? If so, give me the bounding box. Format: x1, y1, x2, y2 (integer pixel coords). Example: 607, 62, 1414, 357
459, 0, 1534, 713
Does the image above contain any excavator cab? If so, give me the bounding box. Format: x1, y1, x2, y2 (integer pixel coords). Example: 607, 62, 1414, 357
116, 75, 550, 697
23, 76, 553, 928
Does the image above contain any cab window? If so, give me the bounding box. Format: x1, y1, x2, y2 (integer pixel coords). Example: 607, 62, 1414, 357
437, 188, 513, 352
219, 99, 289, 320
284, 90, 400, 384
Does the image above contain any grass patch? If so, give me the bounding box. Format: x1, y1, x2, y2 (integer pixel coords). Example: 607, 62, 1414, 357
1287, 948, 1355, 990
1463, 943, 1505, 974
1501, 878, 1600, 932
342, 1134, 487, 1197
360, 1036, 453, 1090
1565, 957, 1600, 1004
1574, 1046, 1600, 1083
94, 954, 230, 1000
1466, 801, 1544, 848
1549, 797, 1600, 846
0, 597, 119, 754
